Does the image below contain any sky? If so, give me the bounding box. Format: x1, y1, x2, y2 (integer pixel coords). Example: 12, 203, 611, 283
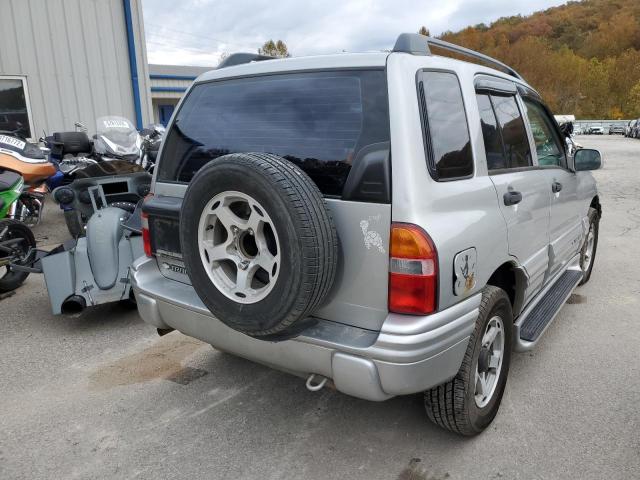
142, 0, 569, 67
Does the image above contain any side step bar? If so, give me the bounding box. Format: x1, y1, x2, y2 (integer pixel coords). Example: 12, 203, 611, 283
514, 267, 583, 352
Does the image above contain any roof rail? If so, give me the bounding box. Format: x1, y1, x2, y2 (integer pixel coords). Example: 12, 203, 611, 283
392, 33, 524, 81
217, 53, 274, 69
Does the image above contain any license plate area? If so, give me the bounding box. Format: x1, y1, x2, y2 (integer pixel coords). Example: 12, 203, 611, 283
149, 216, 182, 258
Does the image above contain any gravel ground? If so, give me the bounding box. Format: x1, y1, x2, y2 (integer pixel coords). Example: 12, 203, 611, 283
1, 135, 639, 480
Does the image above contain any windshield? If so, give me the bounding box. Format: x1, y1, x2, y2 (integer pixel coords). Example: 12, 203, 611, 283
96, 116, 138, 149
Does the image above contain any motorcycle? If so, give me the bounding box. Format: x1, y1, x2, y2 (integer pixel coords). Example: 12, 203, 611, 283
0, 131, 56, 226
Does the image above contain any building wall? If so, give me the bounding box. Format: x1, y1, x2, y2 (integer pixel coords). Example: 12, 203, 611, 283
0, 0, 152, 138
148, 64, 212, 125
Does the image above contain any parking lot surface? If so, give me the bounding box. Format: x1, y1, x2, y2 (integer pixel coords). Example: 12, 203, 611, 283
1, 135, 639, 480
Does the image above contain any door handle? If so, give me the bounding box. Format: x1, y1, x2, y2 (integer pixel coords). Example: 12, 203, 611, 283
503, 191, 522, 206
552, 181, 563, 193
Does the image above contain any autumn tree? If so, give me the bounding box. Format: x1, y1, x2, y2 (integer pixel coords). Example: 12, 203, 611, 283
259, 40, 290, 58
418, 26, 430, 36
439, 0, 640, 118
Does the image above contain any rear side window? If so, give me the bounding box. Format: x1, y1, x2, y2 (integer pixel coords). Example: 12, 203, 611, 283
418, 71, 473, 180
156, 70, 390, 197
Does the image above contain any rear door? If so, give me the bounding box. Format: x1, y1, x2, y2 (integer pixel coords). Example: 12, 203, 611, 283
521, 97, 581, 277
475, 89, 551, 301
150, 70, 392, 331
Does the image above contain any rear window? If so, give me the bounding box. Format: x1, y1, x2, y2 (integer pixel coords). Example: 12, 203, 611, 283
156, 70, 390, 196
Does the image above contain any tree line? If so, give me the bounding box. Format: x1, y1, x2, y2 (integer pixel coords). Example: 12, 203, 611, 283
435, 0, 640, 119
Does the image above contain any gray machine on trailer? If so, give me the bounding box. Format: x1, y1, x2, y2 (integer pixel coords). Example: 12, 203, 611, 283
41, 186, 144, 314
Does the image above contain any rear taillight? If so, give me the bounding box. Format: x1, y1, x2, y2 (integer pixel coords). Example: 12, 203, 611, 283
142, 194, 153, 257
388, 223, 438, 315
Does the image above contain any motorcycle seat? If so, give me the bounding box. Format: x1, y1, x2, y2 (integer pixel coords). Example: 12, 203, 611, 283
0, 170, 21, 190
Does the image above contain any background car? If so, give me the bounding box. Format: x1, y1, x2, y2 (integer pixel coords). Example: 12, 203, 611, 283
589, 126, 604, 135
609, 125, 624, 135
625, 119, 637, 137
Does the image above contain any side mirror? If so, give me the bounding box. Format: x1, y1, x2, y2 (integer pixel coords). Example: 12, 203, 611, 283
574, 149, 602, 171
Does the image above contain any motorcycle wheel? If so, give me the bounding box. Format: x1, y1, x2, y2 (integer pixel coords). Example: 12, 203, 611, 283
0, 219, 36, 293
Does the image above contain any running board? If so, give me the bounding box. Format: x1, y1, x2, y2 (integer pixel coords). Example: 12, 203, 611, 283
515, 268, 583, 351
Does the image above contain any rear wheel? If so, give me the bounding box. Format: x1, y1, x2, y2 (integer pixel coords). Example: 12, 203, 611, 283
424, 286, 513, 435
0, 219, 36, 293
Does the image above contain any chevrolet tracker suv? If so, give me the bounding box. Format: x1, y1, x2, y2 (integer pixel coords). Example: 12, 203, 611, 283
132, 34, 603, 435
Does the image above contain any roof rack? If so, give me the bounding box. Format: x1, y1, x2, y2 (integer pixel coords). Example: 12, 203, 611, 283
392, 33, 524, 81
217, 53, 274, 69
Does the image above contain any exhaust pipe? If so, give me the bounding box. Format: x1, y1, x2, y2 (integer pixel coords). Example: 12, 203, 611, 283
61, 295, 86, 314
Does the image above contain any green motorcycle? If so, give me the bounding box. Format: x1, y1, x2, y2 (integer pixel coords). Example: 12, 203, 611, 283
0, 170, 36, 293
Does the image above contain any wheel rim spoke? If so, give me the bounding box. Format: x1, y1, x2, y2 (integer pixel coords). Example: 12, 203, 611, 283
489, 353, 501, 370
203, 239, 232, 265
234, 263, 259, 292
255, 251, 278, 278
213, 204, 243, 232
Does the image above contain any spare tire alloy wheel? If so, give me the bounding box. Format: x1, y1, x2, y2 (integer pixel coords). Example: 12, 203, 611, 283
198, 191, 280, 304
180, 153, 338, 338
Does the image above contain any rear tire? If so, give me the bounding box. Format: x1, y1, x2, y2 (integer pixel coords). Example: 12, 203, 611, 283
424, 286, 513, 436
0, 219, 36, 293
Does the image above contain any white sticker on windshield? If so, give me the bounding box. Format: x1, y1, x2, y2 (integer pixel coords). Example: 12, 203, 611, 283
0, 135, 26, 150
103, 119, 130, 128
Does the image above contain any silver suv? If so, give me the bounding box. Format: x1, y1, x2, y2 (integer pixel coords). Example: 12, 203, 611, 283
132, 34, 602, 435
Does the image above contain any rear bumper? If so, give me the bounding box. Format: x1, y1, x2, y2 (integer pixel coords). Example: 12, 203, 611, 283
131, 257, 478, 401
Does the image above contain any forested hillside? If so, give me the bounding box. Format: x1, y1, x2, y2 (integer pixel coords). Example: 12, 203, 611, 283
438, 0, 640, 119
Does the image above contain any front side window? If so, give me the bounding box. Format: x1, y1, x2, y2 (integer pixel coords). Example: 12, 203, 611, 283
157, 70, 390, 197
490, 95, 531, 169
0, 77, 32, 139
476, 93, 506, 170
522, 98, 565, 167
419, 71, 473, 180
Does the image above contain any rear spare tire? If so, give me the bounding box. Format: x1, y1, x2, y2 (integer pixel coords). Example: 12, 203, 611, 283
180, 153, 338, 338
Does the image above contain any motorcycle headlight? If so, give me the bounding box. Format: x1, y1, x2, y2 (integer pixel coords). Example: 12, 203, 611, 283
53, 187, 75, 204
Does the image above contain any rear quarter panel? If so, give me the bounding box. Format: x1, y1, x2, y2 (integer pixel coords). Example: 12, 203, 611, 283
387, 54, 512, 311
